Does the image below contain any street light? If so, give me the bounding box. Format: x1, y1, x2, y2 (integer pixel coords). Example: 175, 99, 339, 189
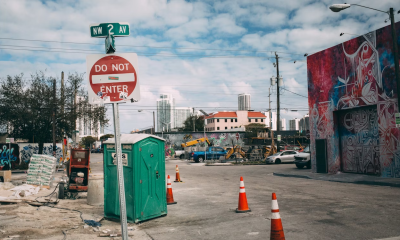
137, 110, 155, 134
329, 3, 400, 112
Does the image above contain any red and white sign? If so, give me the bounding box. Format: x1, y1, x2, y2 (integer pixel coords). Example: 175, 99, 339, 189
86, 53, 140, 104
236, 133, 240, 141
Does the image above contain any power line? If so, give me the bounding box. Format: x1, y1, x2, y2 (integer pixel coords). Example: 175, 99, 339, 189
0, 46, 293, 59
0, 37, 305, 56
280, 87, 308, 98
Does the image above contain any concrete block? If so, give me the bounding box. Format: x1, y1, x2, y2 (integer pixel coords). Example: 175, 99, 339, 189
0, 171, 11, 182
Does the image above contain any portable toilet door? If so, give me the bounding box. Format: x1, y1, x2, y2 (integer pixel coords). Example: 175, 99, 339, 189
134, 137, 167, 221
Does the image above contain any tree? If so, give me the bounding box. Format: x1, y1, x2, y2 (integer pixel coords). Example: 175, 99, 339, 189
80, 136, 97, 149
180, 115, 205, 132
100, 134, 114, 141
0, 72, 109, 153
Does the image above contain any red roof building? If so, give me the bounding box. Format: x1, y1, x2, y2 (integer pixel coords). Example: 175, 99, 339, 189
204, 111, 268, 131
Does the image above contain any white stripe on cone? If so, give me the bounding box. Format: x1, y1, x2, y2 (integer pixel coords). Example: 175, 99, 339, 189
271, 199, 279, 210
239, 188, 246, 193
240, 181, 244, 187
271, 212, 281, 219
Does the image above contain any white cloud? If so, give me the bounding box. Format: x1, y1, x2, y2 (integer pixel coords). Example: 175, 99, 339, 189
0, 0, 397, 133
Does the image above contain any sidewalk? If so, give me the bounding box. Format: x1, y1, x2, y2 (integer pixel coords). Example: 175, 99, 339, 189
273, 169, 400, 188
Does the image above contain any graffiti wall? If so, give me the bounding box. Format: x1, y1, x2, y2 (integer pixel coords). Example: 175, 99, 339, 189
307, 21, 400, 177
0, 143, 64, 169
0, 144, 19, 168
155, 132, 245, 157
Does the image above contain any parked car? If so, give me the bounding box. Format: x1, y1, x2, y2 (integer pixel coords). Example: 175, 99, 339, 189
294, 145, 311, 169
174, 150, 186, 159
191, 147, 228, 163
91, 148, 101, 153
265, 150, 298, 164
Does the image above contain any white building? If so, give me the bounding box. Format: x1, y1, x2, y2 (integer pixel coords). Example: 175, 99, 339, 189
174, 107, 192, 129
264, 111, 278, 130
156, 94, 175, 132
238, 93, 251, 111
75, 96, 105, 142
299, 114, 310, 132
280, 118, 287, 130
289, 118, 300, 130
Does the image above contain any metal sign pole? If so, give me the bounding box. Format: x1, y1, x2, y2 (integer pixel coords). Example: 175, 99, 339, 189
112, 102, 128, 240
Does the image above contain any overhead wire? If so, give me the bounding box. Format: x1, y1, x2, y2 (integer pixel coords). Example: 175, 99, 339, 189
0, 37, 306, 56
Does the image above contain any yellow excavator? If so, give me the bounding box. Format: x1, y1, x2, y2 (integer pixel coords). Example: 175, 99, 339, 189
225, 145, 247, 159
181, 137, 211, 148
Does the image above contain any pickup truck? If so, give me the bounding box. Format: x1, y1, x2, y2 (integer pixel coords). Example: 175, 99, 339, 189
174, 150, 186, 159
191, 147, 228, 163
294, 145, 311, 169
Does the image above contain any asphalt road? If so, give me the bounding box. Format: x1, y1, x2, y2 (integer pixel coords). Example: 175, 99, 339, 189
87, 154, 400, 240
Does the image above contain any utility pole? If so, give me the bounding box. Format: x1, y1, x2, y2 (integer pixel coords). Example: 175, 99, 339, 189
193, 107, 195, 132
269, 87, 272, 134
52, 78, 56, 157
73, 81, 77, 145
275, 52, 281, 152
61, 72, 65, 161
153, 111, 155, 135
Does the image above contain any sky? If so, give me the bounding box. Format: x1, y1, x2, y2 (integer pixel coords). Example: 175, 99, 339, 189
0, 0, 397, 134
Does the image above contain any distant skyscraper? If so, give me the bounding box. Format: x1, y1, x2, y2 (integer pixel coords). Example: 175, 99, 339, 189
238, 93, 251, 110
299, 114, 310, 132
174, 107, 192, 129
280, 119, 287, 130
289, 118, 300, 130
157, 94, 175, 132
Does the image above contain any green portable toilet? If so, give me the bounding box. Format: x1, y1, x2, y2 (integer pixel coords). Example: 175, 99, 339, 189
103, 134, 167, 223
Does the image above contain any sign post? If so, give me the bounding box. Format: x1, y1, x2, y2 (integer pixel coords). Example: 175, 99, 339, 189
88, 22, 136, 240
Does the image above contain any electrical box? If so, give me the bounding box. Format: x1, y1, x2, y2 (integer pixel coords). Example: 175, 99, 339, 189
103, 134, 167, 223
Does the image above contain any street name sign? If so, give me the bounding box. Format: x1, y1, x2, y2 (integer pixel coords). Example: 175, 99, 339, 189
277, 135, 281, 142
86, 53, 140, 104
90, 22, 130, 38
6, 138, 14, 143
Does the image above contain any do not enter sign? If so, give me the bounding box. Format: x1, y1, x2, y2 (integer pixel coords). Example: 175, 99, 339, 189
86, 53, 140, 104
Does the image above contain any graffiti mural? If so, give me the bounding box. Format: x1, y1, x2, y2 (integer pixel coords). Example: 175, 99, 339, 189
338, 106, 380, 174
0, 144, 19, 167
156, 132, 245, 157
19, 143, 39, 163
308, 21, 400, 177
43, 143, 63, 163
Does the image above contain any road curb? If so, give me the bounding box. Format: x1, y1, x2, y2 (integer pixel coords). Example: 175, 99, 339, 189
273, 172, 400, 188
273, 172, 311, 179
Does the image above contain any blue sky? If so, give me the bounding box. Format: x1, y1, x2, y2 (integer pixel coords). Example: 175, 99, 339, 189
0, 0, 396, 134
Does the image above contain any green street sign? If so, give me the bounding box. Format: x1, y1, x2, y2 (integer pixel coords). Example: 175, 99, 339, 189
90, 22, 130, 38
277, 135, 281, 141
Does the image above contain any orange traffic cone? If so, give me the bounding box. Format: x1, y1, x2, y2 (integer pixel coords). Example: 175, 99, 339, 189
174, 165, 182, 182
236, 176, 251, 213
270, 193, 285, 240
166, 175, 177, 205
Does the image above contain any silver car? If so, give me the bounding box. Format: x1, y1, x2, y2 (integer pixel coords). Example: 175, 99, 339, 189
266, 150, 298, 164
